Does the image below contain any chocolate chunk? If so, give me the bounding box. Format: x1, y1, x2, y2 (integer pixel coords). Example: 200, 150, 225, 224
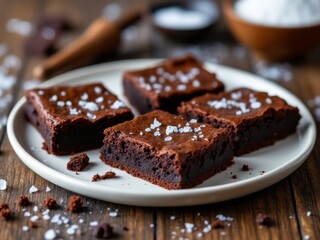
232, 175, 237, 179
0, 203, 10, 220
242, 164, 249, 171
17, 195, 30, 207
67, 153, 89, 172
256, 213, 272, 226
92, 222, 114, 239
43, 197, 57, 210
92, 171, 116, 182
211, 220, 224, 229
67, 196, 83, 213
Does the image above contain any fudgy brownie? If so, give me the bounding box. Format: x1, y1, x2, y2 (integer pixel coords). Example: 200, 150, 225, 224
178, 88, 301, 156
100, 110, 234, 189
123, 55, 224, 114
25, 83, 133, 155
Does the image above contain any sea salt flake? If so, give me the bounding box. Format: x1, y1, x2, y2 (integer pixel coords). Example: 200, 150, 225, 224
29, 185, 38, 194
307, 211, 311, 217
49, 95, 58, 102
69, 108, 80, 115
185, 223, 194, 233
265, 98, 272, 104
33, 206, 38, 212
46, 186, 51, 192
189, 119, 197, 123
154, 131, 161, 136
166, 125, 178, 135
150, 75, 157, 83
44, 229, 57, 240
90, 221, 98, 226
156, 67, 164, 75
57, 101, 65, 107
164, 136, 172, 142
94, 86, 102, 94
150, 118, 162, 129
38, 90, 44, 95
30, 215, 39, 222
95, 96, 104, 103
251, 101, 262, 109
164, 85, 171, 92
110, 100, 125, 109
43, 215, 50, 220
87, 112, 96, 120
22, 226, 29, 232
203, 224, 212, 233
192, 79, 200, 87
177, 84, 186, 91
81, 92, 88, 100
170, 215, 176, 220
145, 128, 151, 132
0, 179, 7, 190
24, 211, 31, 217
66, 224, 79, 235
60, 91, 66, 96
109, 211, 118, 217
81, 101, 99, 111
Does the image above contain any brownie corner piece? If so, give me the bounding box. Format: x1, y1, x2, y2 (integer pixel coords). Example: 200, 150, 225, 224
100, 110, 234, 189
178, 88, 301, 155
24, 83, 133, 155
122, 55, 224, 114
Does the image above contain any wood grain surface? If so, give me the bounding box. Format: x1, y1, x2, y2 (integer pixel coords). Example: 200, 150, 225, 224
0, 0, 319, 239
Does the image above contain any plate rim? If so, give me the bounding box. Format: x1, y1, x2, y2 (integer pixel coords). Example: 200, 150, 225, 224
7, 59, 317, 206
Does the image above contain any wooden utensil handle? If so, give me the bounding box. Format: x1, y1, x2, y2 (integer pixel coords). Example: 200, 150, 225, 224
33, 9, 142, 80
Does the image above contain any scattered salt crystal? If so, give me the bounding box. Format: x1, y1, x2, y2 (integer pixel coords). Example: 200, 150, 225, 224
30, 216, 39, 222
220, 231, 226, 236
189, 119, 197, 123
164, 136, 172, 142
42, 209, 50, 215
24, 211, 31, 217
216, 214, 233, 222
44, 229, 57, 240
251, 101, 262, 109
110, 100, 125, 109
81, 93, 88, 100
192, 80, 200, 87
265, 98, 272, 104
166, 126, 178, 135
177, 84, 186, 91
57, 101, 65, 107
94, 86, 102, 94
0, 179, 7, 190
150, 224, 154, 228
66, 225, 79, 235
140, 131, 143, 136
154, 131, 161, 136
69, 108, 80, 115
38, 90, 44, 95
49, 95, 58, 102
109, 211, 118, 217
145, 127, 151, 132
150, 118, 162, 129
46, 186, 51, 192
33, 206, 38, 212
90, 221, 98, 226
43, 215, 51, 220
185, 223, 194, 233
156, 68, 164, 75
3, 54, 21, 69
22, 226, 29, 231
81, 101, 99, 111
95, 96, 104, 103
304, 235, 311, 240
60, 91, 66, 96
306, 211, 311, 217
29, 185, 38, 194
6, 18, 33, 36
170, 215, 176, 220
197, 232, 203, 238
86, 112, 97, 120
79, 218, 85, 224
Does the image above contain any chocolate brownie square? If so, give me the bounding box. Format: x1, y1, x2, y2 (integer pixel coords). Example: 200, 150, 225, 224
25, 83, 133, 155
123, 55, 224, 114
100, 110, 234, 189
178, 88, 301, 156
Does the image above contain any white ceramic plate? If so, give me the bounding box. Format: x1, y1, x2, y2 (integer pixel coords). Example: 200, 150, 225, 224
7, 59, 316, 207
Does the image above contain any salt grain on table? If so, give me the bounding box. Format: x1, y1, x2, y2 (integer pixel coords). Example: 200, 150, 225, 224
29, 185, 38, 194
44, 229, 57, 240
0, 179, 7, 190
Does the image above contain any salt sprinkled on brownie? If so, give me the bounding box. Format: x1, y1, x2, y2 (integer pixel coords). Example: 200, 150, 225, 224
29, 185, 39, 194
110, 100, 125, 109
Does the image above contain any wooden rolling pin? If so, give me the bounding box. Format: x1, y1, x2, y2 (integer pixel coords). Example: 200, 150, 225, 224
33, 9, 142, 80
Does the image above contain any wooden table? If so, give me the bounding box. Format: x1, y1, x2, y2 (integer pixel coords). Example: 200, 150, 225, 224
0, 0, 319, 239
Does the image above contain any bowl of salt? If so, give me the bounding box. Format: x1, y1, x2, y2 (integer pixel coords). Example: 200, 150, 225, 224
223, 0, 320, 61
151, 0, 220, 41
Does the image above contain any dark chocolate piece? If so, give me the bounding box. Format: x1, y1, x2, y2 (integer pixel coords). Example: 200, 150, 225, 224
123, 55, 224, 114
67, 153, 89, 172
100, 110, 234, 189
178, 88, 301, 156
17, 195, 30, 207
92, 222, 114, 239
25, 83, 134, 155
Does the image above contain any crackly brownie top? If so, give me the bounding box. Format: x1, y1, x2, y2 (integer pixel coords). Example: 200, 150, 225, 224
180, 88, 299, 122
105, 110, 228, 154
123, 55, 224, 96
25, 83, 132, 125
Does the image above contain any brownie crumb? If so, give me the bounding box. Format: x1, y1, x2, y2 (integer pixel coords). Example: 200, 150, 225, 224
92, 222, 113, 239
29, 221, 38, 228
67, 153, 89, 172
67, 196, 83, 213
256, 213, 272, 226
260, 171, 265, 175
242, 164, 249, 171
212, 220, 224, 229
232, 175, 237, 179
43, 197, 57, 210
0, 203, 10, 220
17, 195, 30, 207
123, 226, 129, 231
92, 171, 116, 182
